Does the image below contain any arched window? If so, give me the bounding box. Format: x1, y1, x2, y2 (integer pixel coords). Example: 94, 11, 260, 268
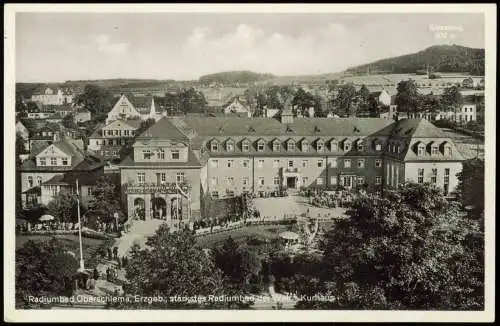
330, 139, 338, 152
257, 139, 266, 152
226, 139, 234, 152
343, 139, 351, 152
301, 139, 309, 152
241, 139, 250, 152
316, 139, 325, 152
417, 143, 426, 156
211, 140, 219, 152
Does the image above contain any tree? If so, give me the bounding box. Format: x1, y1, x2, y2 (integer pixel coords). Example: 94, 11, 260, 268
367, 95, 380, 117
73, 84, 115, 114
292, 87, 315, 117
456, 158, 484, 218
86, 175, 122, 224
16, 238, 78, 308
16, 133, 27, 157
357, 84, 370, 100
46, 189, 81, 222
395, 79, 421, 115
61, 113, 77, 129
336, 83, 357, 117
213, 237, 261, 290
115, 226, 227, 309
420, 94, 443, 114
177, 87, 207, 114
315, 183, 483, 310
442, 86, 464, 121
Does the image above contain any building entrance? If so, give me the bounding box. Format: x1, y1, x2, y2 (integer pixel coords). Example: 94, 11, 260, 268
286, 177, 297, 189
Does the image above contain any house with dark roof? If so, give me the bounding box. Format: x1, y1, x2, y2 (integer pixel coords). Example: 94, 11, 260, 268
118, 110, 465, 223
88, 118, 143, 159
19, 135, 106, 209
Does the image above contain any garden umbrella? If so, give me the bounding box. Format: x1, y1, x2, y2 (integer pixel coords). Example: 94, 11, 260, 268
279, 231, 299, 241
39, 214, 55, 221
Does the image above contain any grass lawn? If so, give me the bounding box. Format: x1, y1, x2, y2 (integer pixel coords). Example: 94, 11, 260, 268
195, 224, 296, 249
16, 234, 114, 268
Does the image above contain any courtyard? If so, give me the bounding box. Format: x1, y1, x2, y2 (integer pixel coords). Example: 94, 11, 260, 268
253, 195, 348, 221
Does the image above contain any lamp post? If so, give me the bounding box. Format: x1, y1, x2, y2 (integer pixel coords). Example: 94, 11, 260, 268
76, 179, 85, 272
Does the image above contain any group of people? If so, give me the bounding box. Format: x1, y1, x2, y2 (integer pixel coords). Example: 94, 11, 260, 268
16, 220, 80, 233
308, 190, 357, 208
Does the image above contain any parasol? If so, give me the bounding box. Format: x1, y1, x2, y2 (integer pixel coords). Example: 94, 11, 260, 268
39, 214, 55, 222
279, 231, 299, 241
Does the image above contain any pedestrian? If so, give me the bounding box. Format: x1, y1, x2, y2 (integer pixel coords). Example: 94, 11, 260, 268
107, 248, 113, 261
117, 257, 122, 269
93, 267, 99, 280
113, 247, 118, 260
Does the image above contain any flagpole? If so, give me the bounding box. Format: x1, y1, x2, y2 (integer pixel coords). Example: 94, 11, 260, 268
76, 179, 84, 272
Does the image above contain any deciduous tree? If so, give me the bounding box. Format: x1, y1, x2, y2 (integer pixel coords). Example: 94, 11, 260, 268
46, 190, 81, 222
16, 238, 78, 308
116, 227, 227, 309
313, 183, 483, 310
396, 79, 421, 115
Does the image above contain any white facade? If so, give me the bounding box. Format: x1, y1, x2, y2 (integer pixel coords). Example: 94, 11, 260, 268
106, 95, 142, 124
404, 162, 462, 195
223, 98, 251, 117
31, 88, 73, 106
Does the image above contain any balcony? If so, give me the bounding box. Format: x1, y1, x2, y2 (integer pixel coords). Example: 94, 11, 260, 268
284, 167, 299, 173
123, 182, 191, 194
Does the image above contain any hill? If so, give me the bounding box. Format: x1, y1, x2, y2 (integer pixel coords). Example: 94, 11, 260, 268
198, 71, 275, 85
346, 45, 484, 76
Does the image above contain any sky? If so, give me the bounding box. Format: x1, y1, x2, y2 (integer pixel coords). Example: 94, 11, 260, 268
15, 12, 485, 82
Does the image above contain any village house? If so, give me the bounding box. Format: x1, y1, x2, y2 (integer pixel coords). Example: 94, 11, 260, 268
18, 135, 105, 209
74, 107, 92, 123
88, 118, 142, 159
118, 98, 465, 224
31, 86, 74, 106
223, 97, 252, 118
106, 94, 164, 125
370, 89, 392, 107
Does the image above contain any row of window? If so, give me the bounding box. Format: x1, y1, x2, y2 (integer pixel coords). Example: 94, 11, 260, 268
100, 138, 128, 146
417, 168, 450, 187
136, 172, 185, 184
142, 149, 180, 160
210, 138, 384, 153
38, 157, 69, 166
210, 158, 383, 169
210, 175, 383, 191
104, 129, 134, 137
415, 142, 453, 157
27, 176, 42, 188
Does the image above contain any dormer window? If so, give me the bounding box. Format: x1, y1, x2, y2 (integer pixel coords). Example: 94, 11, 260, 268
287, 140, 296, 151
301, 140, 309, 152
317, 139, 324, 152
357, 140, 364, 152
242, 139, 250, 152
211, 140, 220, 152
443, 143, 452, 156
417, 143, 426, 156
431, 144, 439, 155
330, 139, 338, 152
343, 139, 351, 152
257, 139, 265, 152
273, 140, 281, 152
226, 139, 234, 152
